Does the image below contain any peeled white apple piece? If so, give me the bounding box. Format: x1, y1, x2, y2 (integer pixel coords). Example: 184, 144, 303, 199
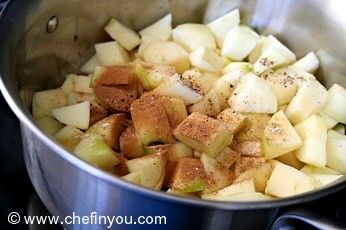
228, 73, 278, 113
334, 124, 345, 134
253, 35, 296, 74
292, 52, 319, 74
201, 179, 255, 200
326, 130, 346, 173
95, 41, 129, 66
265, 162, 314, 198
137, 35, 157, 58
61, 74, 76, 95
274, 66, 316, 86
35, 116, 64, 136
206, 9, 240, 48
172, 23, 216, 52
263, 111, 302, 159
212, 70, 243, 108
104, 18, 140, 51
139, 14, 172, 41
134, 61, 175, 90
301, 165, 342, 175
142, 41, 190, 73
32, 89, 67, 119
322, 84, 346, 124
121, 172, 141, 185
61, 74, 92, 95
286, 80, 328, 125
265, 71, 298, 106
51, 101, 90, 130
188, 89, 221, 116
294, 115, 327, 168
189, 46, 224, 73
318, 112, 338, 129
248, 35, 266, 63
74, 133, 120, 170
214, 192, 271, 201
54, 125, 84, 152
154, 74, 203, 105
221, 26, 259, 61
276, 152, 304, 169
80, 54, 101, 74
309, 174, 343, 188
217, 108, 247, 134
126, 154, 166, 190
222, 62, 252, 75
234, 162, 274, 192
200, 153, 235, 194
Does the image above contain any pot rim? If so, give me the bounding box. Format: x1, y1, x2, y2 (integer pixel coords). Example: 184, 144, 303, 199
0, 0, 345, 211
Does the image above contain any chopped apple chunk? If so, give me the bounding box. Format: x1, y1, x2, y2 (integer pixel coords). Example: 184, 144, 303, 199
207, 9, 240, 48
263, 111, 302, 159
234, 113, 271, 141
142, 41, 190, 74
54, 126, 84, 152
189, 46, 224, 73
170, 158, 206, 193
300, 165, 341, 175
134, 61, 175, 90
119, 124, 144, 159
172, 23, 216, 52
188, 89, 221, 116
121, 172, 141, 185
139, 14, 172, 41
309, 174, 343, 188
74, 133, 120, 170
276, 152, 304, 169
36, 116, 64, 136
231, 139, 263, 157
32, 89, 67, 119
294, 115, 327, 168
201, 153, 235, 193
326, 130, 346, 173
80, 54, 101, 74
253, 35, 296, 74
265, 162, 314, 198
131, 94, 175, 145
202, 179, 255, 200
104, 18, 140, 51
222, 26, 259, 61
217, 109, 247, 134
234, 156, 267, 176
286, 80, 327, 125
51, 101, 90, 130
92, 65, 137, 87
126, 154, 166, 190
292, 52, 319, 74
228, 73, 278, 113
234, 162, 274, 192
214, 147, 240, 168
322, 84, 346, 124
95, 41, 129, 66
174, 112, 232, 157
154, 74, 203, 105
86, 114, 128, 149
93, 83, 138, 112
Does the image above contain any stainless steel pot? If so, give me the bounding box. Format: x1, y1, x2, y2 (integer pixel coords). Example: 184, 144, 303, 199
1, 0, 346, 229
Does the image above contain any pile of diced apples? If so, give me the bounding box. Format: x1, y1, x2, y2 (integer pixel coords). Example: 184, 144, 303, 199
30, 9, 346, 201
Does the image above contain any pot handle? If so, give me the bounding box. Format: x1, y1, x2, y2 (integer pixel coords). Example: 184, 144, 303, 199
271, 209, 345, 230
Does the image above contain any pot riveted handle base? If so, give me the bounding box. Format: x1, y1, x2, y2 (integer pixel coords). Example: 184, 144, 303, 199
271, 209, 346, 230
